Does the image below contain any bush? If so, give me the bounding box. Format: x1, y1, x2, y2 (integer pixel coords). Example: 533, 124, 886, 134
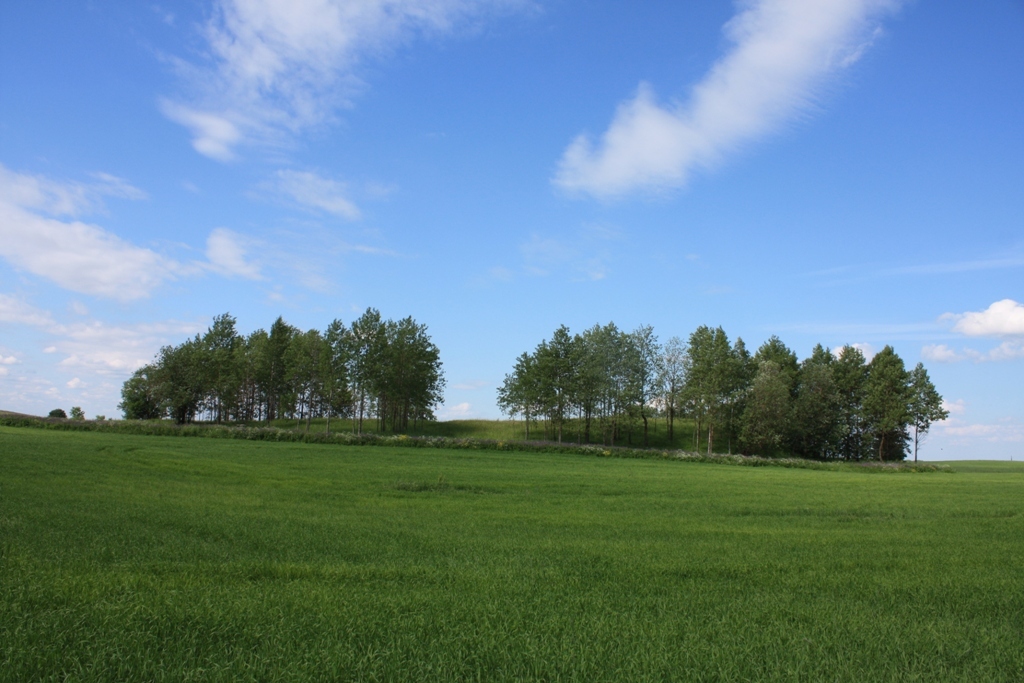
69, 407, 85, 420
48, 409, 67, 419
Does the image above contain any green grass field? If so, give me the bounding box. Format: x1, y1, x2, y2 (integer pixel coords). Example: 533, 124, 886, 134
2, 426, 1022, 681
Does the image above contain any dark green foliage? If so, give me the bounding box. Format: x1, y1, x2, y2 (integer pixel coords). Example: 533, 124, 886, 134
500, 323, 661, 447
864, 346, 912, 461
69, 406, 84, 420
46, 408, 66, 419
792, 347, 843, 459
739, 360, 791, 456
118, 367, 162, 420
501, 325, 945, 462
119, 309, 444, 434
753, 335, 799, 392
1, 426, 1019, 682
833, 346, 871, 461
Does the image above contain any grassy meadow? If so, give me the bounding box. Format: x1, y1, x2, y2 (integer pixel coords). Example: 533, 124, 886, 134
1, 426, 1022, 681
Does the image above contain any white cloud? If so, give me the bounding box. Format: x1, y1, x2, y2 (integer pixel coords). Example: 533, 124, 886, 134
66, 377, 84, 389
453, 380, 488, 391
54, 320, 203, 375
0, 165, 181, 300
437, 401, 474, 420
0, 291, 202, 376
0, 294, 55, 327
0, 355, 16, 365
986, 340, 1024, 361
943, 299, 1024, 338
205, 228, 263, 279
928, 300, 1024, 363
0, 165, 277, 299
0, 367, 7, 377
922, 344, 963, 364
159, 102, 244, 162
164, 0, 527, 159
273, 169, 360, 220
554, 0, 900, 198
0, 164, 146, 217
938, 419, 1024, 444
835, 342, 875, 361
941, 399, 966, 416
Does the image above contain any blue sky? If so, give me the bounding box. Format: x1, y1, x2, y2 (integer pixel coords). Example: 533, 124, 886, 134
1, 0, 1022, 459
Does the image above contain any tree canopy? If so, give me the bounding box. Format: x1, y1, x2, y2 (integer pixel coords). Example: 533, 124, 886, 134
120, 310, 445, 433
499, 323, 946, 461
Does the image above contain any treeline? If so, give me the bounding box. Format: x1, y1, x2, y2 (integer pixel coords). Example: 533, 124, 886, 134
498, 324, 948, 461
120, 309, 445, 432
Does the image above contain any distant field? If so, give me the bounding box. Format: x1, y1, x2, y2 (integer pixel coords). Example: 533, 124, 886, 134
1, 427, 1022, 681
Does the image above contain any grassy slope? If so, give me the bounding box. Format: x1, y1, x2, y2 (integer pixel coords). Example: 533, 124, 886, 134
1, 427, 1022, 682
268, 416, 706, 451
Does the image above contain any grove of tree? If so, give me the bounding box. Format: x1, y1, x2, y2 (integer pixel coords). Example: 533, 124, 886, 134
120, 309, 445, 433
498, 323, 948, 461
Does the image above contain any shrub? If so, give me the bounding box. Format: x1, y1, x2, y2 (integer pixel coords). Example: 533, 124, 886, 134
48, 409, 67, 419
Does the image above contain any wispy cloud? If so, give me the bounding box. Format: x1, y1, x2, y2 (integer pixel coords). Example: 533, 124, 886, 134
272, 169, 361, 220
510, 225, 621, 282
55, 319, 203, 375
0, 165, 282, 299
205, 227, 263, 279
453, 380, 489, 391
0, 165, 181, 300
922, 344, 964, 364
554, 0, 900, 199
938, 418, 1024, 444
437, 401, 475, 420
0, 293, 57, 327
0, 292, 203, 375
163, 0, 528, 159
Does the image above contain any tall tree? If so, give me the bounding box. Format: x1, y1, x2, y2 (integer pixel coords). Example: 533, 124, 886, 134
792, 346, 842, 460
628, 325, 661, 447
863, 346, 911, 462
659, 336, 687, 444
497, 352, 541, 438
908, 363, 948, 462
262, 317, 296, 422
119, 366, 162, 420
348, 308, 385, 434
201, 313, 240, 422
833, 345, 870, 461
754, 336, 799, 395
322, 319, 351, 435
285, 328, 325, 431
740, 361, 791, 456
684, 326, 733, 454
535, 326, 577, 443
